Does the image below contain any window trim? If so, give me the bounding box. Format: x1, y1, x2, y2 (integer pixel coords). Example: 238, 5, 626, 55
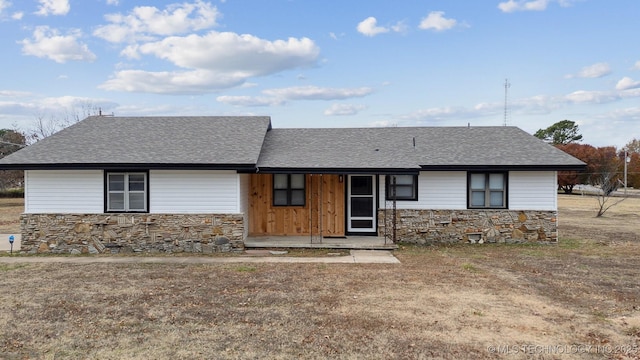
467, 172, 508, 209
272, 174, 306, 207
104, 171, 149, 213
385, 174, 418, 201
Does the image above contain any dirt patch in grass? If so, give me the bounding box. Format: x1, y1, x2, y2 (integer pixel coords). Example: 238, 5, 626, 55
0, 196, 640, 358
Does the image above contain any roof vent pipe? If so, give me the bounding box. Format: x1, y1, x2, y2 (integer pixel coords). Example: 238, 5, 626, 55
413, 137, 416, 149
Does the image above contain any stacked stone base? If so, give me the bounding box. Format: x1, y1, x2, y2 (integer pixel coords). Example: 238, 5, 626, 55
20, 213, 245, 254
379, 209, 557, 245
19, 209, 556, 254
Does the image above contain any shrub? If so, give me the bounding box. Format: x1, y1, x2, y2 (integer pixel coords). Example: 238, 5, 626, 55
0, 188, 24, 198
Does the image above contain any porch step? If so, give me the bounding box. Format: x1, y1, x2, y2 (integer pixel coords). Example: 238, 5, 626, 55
244, 236, 397, 250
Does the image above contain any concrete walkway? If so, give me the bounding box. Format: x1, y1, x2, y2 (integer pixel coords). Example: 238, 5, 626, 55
0, 250, 400, 264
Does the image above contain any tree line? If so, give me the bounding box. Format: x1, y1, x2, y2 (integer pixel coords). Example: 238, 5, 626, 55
535, 120, 637, 217
535, 120, 639, 194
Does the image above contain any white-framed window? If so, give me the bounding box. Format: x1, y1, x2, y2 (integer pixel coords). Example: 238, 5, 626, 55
273, 174, 305, 206
385, 174, 418, 201
468, 172, 507, 209
107, 172, 148, 212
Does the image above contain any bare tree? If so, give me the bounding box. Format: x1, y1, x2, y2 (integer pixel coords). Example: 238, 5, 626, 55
594, 177, 626, 218
0, 128, 27, 189
28, 101, 102, 144
591, 149, 625, 217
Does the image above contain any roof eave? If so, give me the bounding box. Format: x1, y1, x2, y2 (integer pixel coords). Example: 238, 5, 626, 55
254, 167, 420, 175
419, 164, 587, 171
0, 163, 258, 171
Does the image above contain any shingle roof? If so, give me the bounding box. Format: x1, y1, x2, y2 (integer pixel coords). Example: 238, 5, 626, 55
0, 116, 585, 171
256, 126, 585, 171
0, 116, 271, 169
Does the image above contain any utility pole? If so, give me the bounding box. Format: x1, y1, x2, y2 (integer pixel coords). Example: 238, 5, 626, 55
624, 148, 629, 195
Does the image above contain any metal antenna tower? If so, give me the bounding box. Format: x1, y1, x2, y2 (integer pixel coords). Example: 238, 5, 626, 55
503, 78, 511, 126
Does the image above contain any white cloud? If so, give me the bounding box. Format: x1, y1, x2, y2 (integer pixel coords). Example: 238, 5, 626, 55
99, 69, 246, 94
102, 32, 320, 94
603, 107, 640, 121
106, 0, 119, 5
94, 0, 220, 43
129, 32, 319, 75
419, 11, 458, 32
391, 20, 408, 34
634, 61, 640, 70
369, 120, 397, 127
564, 90, 619, 104
38, 95, 111, 110
35, 0, 70, 16
620, 88, 640, 99
565, 62, 611, 79
498, 0, 581, 12
498, 0, 549, 13
20, 26, 97, 63
216, 86, 374, 107
0, 90, 33, 98
557, 0, 581, 7
401, 106, 470, 122
0, 0, 10, 14
329, 32, 347, 40
616, 77, 640, 91
402, 95, 556, 123
263, 86, 373, 100
356, 16, 407, 39
0, 0, 21, 20
324, 103, 367, 116
216, 95, 284, 107
357, 17, 389, 37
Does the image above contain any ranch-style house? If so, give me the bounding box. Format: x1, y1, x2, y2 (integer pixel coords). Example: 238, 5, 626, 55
0, 116, 585, 254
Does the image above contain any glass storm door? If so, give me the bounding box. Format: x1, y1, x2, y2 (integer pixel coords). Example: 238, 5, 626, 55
347, 175, 376, 233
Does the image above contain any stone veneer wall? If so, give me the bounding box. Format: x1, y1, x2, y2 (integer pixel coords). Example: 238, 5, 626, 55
20, 213, 245, 254
378, 209, 557, 244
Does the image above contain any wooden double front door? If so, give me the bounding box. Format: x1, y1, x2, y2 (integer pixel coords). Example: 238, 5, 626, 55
248, 174, 378, 237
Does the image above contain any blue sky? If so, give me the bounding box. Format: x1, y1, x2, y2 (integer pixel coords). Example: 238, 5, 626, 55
0, 0, 638, 147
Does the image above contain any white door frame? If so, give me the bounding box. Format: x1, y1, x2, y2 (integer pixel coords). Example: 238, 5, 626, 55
347, 175, 377, 233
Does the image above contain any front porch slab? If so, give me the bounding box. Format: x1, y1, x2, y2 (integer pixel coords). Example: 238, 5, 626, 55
244, 236, 397, 250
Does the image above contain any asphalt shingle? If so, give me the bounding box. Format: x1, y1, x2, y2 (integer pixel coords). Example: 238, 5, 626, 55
0, 117, 585, 171
256, 126, 585, 170
0, 116, 271, 168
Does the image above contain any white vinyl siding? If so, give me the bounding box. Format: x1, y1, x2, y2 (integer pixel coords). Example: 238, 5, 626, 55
381, 171, 557, 211
509, 171, 557, 210
24, 170, 103, 213
149, 170, 240, 213
380, 172, 467, 210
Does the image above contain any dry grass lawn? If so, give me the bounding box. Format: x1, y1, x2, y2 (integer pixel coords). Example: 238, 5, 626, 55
0, 197, 22, 233
0, 195, 639, 359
